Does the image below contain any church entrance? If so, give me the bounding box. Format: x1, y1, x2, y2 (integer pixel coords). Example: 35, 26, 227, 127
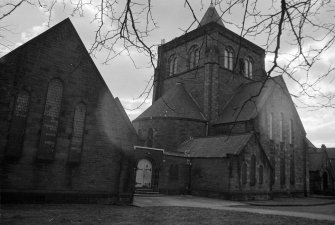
135, 159, 152, 189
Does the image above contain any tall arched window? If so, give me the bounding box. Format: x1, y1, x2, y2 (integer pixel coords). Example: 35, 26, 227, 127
69, 103, 86, 163
241, 162, 247, 185
189, 46, 200, 69
280, 156, 286, 186
290, 154, 295, 185
259, 165, 264, 184
289, 119, 293, 145
169, 55, 178, 76
38, 79, 63, 160
146, 128, 153, 147
6, 90, 30, 158
268, 113, 273, 140
280, 112, 284, 142
250, 154, 256, 186
244, 56, 253, 78
224, 47, 234, 70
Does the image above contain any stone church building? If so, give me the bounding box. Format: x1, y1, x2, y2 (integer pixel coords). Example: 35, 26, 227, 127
0, 19, 137, 203
0, 5, 311, 203
133, 5, 309, 199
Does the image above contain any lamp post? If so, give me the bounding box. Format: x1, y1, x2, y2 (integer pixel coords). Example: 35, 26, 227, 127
184, 150, 192, 194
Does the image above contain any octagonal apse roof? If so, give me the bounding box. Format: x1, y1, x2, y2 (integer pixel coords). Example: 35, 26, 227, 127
134, 83, 207, 122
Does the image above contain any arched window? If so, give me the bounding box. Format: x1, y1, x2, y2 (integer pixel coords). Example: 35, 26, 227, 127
259, 165, 264, 184
244, 56, 253, 78
69, 103, 86, 163
289, 119, 293, 145
6, 90, 30, 158
38, 79, 63, 160
189, 46, 200, 69
280, 112, 284, 142
241, 162, 247, 185
250, 154, 256, 186
224, 47, 234, 70
169, 55, 178, 76
146, 128, 153, 147
268, 113, 273, 140
290, 154, 295, 185
280, 156, 286, 186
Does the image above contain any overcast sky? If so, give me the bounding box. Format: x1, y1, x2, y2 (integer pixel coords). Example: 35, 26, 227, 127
1, 0, 334, 147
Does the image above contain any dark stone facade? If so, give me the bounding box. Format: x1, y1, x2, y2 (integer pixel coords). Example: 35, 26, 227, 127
133, 6, 309, 199
0, 19, 136, 203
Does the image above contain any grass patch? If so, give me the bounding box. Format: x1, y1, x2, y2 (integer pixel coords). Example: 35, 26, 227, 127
2, 204, 333, 225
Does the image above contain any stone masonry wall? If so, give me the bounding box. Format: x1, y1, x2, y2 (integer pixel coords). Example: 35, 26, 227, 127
0, 19, 136, 202
256, 82, 308, 195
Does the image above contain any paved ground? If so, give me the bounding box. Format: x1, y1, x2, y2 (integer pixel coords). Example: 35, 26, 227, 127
133, 195, 335, 221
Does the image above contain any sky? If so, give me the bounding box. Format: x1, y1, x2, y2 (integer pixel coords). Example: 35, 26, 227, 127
1, 0, 335, 147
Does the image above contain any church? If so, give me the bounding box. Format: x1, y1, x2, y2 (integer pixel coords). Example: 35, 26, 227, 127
132, 5, 309, 199
0, 5, 311, 203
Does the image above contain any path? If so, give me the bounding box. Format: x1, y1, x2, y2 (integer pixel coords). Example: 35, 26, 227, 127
133, 195, 335, 221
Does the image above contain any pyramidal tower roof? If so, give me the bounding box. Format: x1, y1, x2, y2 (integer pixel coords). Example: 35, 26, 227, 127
199, 3, 224, 27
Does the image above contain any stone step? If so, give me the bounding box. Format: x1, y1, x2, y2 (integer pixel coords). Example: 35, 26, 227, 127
134, 189, 161, 196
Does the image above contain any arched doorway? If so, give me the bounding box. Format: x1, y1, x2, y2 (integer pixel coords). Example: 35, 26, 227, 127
135, 159, 152, 188
323, 172, 328, 191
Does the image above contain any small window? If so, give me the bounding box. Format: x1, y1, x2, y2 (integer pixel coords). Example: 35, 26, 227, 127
169, 55, 178, 76
244, 56, 253, 78
189, 46, 200, 69
224, 47, 234, 70
250, 155, 256, 186
259, 165, 264, 184
241, 162, 247, 185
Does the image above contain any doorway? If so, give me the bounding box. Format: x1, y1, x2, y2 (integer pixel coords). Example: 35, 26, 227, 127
135, 159, 152, 188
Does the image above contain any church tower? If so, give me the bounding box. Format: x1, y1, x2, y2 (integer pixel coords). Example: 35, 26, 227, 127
153, 4, 267, 121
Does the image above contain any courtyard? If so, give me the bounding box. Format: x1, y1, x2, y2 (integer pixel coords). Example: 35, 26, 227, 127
2, 195, 335, 225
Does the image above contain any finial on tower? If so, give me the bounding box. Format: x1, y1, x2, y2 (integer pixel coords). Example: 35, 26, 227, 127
199, 1, 224, 27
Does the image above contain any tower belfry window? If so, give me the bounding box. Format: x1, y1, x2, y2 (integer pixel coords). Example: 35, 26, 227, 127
189, 46, 200, 69
169, 55, 178, 76
244, 56, 253, 78
224, 47, 234, 70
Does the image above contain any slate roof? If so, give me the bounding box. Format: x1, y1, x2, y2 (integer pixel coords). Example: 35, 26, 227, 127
199, 5, 224, 27
214, 76, 303, 128
214, 78, 276, 124
176, 133, 253, 158
134, 83, 206, 121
